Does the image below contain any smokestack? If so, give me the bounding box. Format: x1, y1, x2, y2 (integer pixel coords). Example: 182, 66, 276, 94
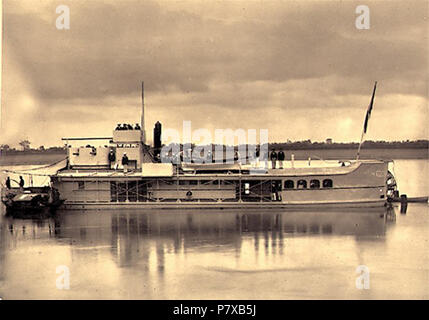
154, 121, 162, 149
141, 81, 146, 143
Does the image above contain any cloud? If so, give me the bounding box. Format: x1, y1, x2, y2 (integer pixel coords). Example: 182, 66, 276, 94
1, 0, 427, 147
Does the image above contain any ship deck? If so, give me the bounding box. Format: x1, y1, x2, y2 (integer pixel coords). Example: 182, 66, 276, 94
54, 160, 386, 179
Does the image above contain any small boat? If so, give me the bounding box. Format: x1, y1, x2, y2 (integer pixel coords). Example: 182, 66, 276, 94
1, 187, 63, 218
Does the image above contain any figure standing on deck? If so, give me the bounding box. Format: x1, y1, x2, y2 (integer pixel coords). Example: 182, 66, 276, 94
270, 150, 278, 169
122, 153, 129, 173
252, 147, 260, 167
278, 150, 285, 169
234, 150, 241, 166
19, 176, 25, 191
108, 149, 116, 169
5, 177, 11, 189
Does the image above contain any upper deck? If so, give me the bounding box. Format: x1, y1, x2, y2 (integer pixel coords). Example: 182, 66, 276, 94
55, 159, 387, 179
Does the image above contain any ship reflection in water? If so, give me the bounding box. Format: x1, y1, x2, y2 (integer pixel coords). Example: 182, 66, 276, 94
1, 205, 428, 299
58, 208, 395, 267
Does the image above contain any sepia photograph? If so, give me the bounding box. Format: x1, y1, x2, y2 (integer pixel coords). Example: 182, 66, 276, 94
0, 0, 428, 304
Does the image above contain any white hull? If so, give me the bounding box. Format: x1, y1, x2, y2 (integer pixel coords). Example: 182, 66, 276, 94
52, 160, 391, 210
60, 199, 387, 210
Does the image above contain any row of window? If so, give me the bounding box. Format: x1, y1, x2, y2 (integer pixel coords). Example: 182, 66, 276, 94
77, 179, 334, 191
284, 179, 333, 189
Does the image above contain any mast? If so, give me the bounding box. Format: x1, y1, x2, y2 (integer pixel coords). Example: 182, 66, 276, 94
141, 81, 146, 143
356, 81, 377, 161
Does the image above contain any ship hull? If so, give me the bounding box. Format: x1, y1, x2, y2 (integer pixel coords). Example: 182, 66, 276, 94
52, 160, 390, 210
60, 199, 386, 210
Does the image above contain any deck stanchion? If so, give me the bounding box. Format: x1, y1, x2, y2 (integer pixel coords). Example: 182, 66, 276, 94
400, 194, 408, 214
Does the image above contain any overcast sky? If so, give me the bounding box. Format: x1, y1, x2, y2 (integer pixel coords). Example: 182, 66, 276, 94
1, 0, 427, 148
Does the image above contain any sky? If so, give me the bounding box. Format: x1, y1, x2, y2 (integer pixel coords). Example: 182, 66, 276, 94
1, 0, 428, 148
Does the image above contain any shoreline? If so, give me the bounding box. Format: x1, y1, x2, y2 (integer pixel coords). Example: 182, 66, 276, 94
0, 152, 67, 166
0, 148, 427, 167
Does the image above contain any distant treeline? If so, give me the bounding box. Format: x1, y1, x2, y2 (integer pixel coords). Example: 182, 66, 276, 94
0, 140, 427, 156
0, 146, 67, 156
268, 140, 429, 150
162, 140, 429, 151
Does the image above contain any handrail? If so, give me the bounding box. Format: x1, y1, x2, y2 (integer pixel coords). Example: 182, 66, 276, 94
62, 137, 112, 141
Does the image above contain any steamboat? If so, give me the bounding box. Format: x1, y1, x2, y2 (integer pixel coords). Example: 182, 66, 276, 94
48, 82, 397, 210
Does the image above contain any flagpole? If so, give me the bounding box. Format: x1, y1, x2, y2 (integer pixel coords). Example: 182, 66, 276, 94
356, 129, 365, 161
356, 82, 377, 161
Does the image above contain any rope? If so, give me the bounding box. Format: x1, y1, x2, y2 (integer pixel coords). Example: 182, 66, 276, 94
1, 157, 68, 177
13, 157, 68, 171
1, 170, 53, 177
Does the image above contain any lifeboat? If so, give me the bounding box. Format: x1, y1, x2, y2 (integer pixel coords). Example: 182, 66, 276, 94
1, 187, 63, 218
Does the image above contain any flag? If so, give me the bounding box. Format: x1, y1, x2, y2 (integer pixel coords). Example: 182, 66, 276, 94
363, 82, 377, 133
357, 81, 378, 161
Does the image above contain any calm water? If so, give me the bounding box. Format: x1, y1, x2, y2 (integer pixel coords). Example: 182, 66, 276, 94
0, 160, 428, 299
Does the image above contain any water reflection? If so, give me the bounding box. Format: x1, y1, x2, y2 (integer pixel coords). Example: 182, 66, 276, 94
1, 208, 395, 270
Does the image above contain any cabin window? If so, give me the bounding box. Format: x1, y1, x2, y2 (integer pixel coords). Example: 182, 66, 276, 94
310, 180, 320, 189
284, 180, 294, 189
297, 180, 307, 189
78, 181, 85, 190
323, 179, 333, 188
